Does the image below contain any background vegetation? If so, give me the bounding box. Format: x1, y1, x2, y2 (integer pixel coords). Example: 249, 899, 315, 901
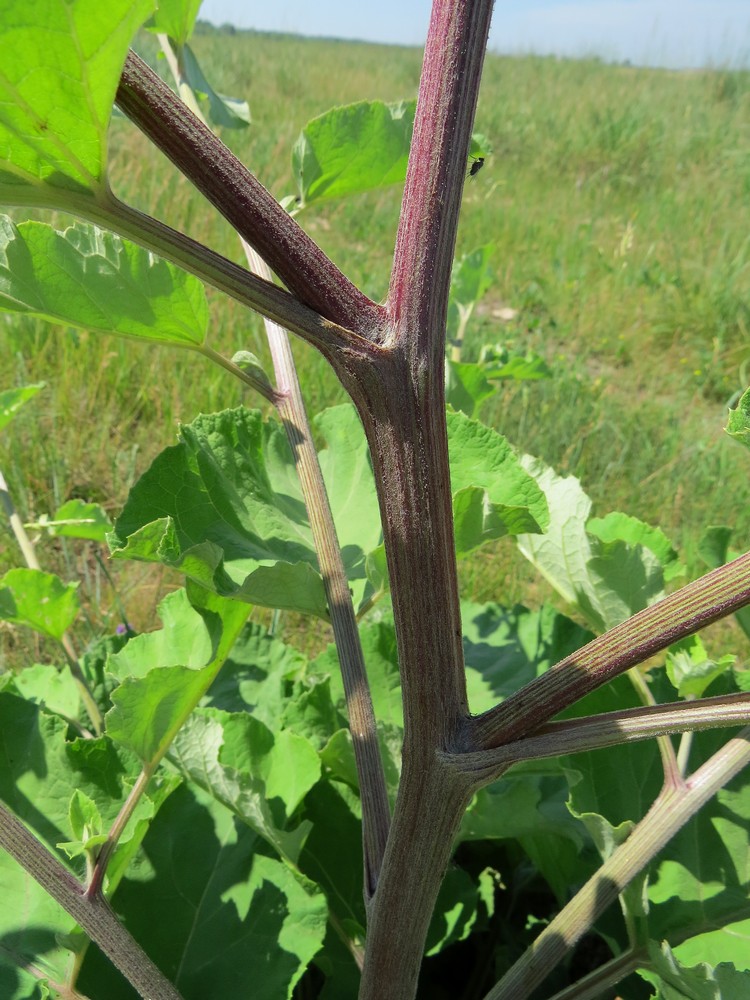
2, 26, 749, 667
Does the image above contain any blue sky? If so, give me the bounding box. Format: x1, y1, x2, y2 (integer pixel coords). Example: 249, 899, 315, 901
197, 0, 750, 69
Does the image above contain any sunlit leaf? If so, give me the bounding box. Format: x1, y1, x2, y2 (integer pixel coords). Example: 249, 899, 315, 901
0, 217, 208, 346
726, 386, 750, 449
0, 0, 153, 200
448, 409, 549, 555
0, 568, 79, 641
293, 100, 415, 206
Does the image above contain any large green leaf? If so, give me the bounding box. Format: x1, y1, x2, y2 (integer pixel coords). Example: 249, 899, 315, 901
0, 568, 79, 641
292, 100, 415, 207
168, 707, 319, 863
77, 785, 327, 1000
448, 410, 549, 555
203, 622, 307, 725
458, 602, 598, 899
517, 456, 669, 632
110, 405, 382, 617
0, 0, 153, 200
674, 920, 750, 970
0, 217, 208, 346
106, 585, 250, 765
0, 383, 44, 433
10, 662, 82, 720
314, 404, 382, 568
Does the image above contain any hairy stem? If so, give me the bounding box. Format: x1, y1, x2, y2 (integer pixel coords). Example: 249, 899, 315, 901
472, 550, 750, 750
446, 693, 750, 782
0, 803, 183, 1000
351, 1, 495, 995
116, 51, 385, 336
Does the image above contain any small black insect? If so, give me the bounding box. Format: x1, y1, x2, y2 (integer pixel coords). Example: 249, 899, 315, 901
469, 155, 485, 177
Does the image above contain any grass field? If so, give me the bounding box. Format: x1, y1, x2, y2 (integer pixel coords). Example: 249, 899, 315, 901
1, 26, 749, 667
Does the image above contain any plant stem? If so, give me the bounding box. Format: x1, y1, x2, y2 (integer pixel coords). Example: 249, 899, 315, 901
627, 667, 681, 784
482, 725, 750, 1000
351, 1, 495, 995
446, 693, 750, 782
116, 51, 385, 336
87, 764, 155, 898
242, 242, 391, 898
0, 803, 183, 1000
543, 948, 645, 1000
471, 550, 750, 750
0, 469, 39, 570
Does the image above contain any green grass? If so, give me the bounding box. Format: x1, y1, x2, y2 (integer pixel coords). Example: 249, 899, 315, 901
1, 29, 749, 665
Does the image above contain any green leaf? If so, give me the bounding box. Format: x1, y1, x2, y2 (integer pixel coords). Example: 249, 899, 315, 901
0, 568, 79, 641
10, 662, 81, 719
448, 409, 549, 555
517, 456, 667, 632
293, 100, 415, 207
426, 866, 495, 957
588, 511, 685, 582
638, 940, 750, 999
181, 42, 251, 129
36, 498, 112, 542
698, 526, 734, 570
0, 217, 208, 346
675, 919, 750, 971
108, 663, 218, 764
450, 245, 496, 313
145, 0, 202, 44
111, 405, 382, 617
169, 708, 319, 862
57, 790, 107, 860
106, 584, 250, 764
231, 349, 273, 390
77, 785, 327, 1000
665, 635, 735, 698
297, 778, 367, 934
0, 0, 154, 199
314, 404, 382, 595
726, 386, 750, 449
203, 622, 307, 725
445, 359, 496, 417
315, 619, 402, 728
460, 763, 588, 903
0, 382, 45, 432
281, 676, 348, 750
